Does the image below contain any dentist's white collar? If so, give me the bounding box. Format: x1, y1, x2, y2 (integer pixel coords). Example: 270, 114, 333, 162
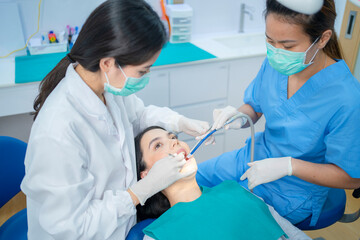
64, 63, 108, 118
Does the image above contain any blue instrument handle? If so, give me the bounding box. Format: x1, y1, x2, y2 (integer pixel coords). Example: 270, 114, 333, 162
186, 114, 244, 159
187, 129, 216, 158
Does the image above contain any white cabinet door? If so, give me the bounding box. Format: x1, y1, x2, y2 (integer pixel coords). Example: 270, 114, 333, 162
169, 62, 229, 107
225, 56, 266, 152
135, 69, 169, 107
227, 56, 265, 106
0, 83, 39, 117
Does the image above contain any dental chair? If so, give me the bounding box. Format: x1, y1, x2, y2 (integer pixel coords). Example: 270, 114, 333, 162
0, 136, 28, 240
295, 187, 360, 231
126, 218, 155, 240
126, 187, 360, 240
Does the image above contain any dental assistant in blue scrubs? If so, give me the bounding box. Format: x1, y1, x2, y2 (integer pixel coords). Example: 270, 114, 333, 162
196, 0, 360, 227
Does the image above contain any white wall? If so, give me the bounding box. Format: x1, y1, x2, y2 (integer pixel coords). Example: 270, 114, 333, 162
0, 0, 346, 44
187, 0, 266, 38
334, 0, 346, 36
2, 0, 105, 40
0, 0, 267, 44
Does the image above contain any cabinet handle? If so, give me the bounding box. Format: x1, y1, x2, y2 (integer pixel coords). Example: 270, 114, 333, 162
157, 73, 167, 77
345, 11, 357, 39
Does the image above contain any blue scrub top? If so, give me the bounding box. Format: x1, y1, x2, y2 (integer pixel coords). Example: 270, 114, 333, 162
197, 58, 360, 226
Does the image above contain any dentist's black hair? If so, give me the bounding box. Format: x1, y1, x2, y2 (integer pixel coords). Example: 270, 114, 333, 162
265, 0, 343, 60
134, 126, 171, 221
33, 0, 167, 120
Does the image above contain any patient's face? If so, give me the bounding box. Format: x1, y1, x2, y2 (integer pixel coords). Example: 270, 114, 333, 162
140, 128, 197, 177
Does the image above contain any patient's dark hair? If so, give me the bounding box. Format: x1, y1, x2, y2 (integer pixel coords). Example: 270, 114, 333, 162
135, 126, 171, 221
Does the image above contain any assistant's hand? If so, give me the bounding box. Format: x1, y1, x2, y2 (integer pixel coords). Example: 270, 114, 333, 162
212, 106, 247, 130
178, 116, 210, 137
129, 153, 195, 205
240, 157, 293, 190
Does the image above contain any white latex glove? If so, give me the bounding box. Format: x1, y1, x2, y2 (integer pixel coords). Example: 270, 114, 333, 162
195, 130, 215, 146
129, 153, 195, 205
240, 157, 293, 190
212, 106, 247, 130
178, 116, 210, 137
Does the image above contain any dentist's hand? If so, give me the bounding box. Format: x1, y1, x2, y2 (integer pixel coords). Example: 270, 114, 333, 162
212, 106, 247, 130
240, 157, 293, 190
178, 116, 210, 137
195, 129, 216, 146
129, 153, 195, 205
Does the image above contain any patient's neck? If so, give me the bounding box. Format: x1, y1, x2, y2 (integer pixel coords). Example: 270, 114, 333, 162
162, 179, 202, 207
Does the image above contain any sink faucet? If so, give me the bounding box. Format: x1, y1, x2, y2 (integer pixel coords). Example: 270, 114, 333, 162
239, 3, 254, 33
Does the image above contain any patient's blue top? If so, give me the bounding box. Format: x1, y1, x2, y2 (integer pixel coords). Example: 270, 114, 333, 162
196, 58, 360, 226
143, 180, 285, 240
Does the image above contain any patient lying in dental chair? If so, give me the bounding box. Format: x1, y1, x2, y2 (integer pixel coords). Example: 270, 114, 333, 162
134, 126, 310, 240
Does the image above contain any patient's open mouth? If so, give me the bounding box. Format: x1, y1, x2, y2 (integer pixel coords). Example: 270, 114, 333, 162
177, 148, 188, 160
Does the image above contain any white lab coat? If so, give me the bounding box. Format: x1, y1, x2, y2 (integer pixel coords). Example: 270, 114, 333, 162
21, 64, 182, 240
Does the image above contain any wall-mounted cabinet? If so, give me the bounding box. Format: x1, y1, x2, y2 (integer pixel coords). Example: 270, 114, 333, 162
0, 83, 39, 117
169, 62, 229, 107
136, 70, 169, 107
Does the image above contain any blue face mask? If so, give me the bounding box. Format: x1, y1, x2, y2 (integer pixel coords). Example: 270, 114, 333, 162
104, 65, 150, 96
266, 38, 320, 76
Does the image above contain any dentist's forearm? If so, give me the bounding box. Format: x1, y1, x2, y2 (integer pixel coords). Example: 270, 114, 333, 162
238, 104, 262, 127
291, 158, 360, 189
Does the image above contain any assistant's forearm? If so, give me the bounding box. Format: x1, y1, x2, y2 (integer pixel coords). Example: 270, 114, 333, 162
292, 158, 360, 189
238, 104, 262, 127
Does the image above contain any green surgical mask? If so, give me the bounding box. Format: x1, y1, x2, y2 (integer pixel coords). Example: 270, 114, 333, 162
104, 65, 150, 96
266, 38, 320, 76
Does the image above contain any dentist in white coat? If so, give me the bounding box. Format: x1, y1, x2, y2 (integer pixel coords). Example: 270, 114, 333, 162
21, 0, 209, 239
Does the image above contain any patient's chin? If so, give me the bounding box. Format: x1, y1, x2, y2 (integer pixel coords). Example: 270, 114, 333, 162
179, 157, 197, 179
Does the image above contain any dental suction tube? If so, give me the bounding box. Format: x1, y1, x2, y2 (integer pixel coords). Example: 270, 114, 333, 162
230, 113, 255, 164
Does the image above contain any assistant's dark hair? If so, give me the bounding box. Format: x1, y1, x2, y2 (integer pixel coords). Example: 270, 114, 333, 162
33, 0, 167, 120
134, 126, 171, 221
265, 0, 343, 60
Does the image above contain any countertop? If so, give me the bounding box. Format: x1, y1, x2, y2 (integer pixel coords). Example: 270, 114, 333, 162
0, 32, 266, 88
